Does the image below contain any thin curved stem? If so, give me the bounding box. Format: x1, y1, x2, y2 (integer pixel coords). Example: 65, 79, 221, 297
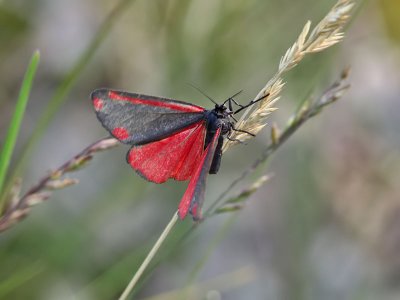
119, 211, 179, 300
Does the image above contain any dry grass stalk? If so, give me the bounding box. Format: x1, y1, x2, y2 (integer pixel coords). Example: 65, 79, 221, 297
214, 174, 272, 215
223, 0, 354, 151
0, 137, 118, 232
211, 69, 350, 218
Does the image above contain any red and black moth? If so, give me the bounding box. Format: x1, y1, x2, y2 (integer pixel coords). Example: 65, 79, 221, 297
91, 89, 265, 220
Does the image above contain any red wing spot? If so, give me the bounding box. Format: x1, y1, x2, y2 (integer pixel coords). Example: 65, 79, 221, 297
108, 91, 204, 113
112, 127, 129, 140
93, 98, 103, 111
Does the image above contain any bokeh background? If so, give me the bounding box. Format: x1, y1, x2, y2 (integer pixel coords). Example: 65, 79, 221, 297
1, 0, 400, 299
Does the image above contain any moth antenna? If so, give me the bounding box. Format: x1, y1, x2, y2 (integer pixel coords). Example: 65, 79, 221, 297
187, 82, 218, 105
230, 90, 243, 99
223, 90, 243, 106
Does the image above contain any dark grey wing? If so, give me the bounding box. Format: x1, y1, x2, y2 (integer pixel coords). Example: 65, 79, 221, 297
91, 88, 206, 145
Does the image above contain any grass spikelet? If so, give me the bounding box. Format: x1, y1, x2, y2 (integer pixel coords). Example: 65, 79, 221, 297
223, 0, 354, 151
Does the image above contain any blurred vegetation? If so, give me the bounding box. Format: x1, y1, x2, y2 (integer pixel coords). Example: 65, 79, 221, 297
0, 51, 39, 201
1, 0, 400, 299
379, 0, 400, 42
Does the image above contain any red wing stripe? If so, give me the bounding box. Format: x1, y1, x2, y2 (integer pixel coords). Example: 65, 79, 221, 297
112, 127, 129, 140
178, 128, 221, 220
108, 91, 204, 113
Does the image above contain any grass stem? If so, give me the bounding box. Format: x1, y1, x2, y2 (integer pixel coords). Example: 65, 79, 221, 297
119, 211, 179, 300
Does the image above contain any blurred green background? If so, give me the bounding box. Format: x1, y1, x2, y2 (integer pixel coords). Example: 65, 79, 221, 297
1, 0, 400, 299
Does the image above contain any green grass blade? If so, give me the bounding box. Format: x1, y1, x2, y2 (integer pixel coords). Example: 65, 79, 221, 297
0, 262, 44, 298
0, 50, 40, 197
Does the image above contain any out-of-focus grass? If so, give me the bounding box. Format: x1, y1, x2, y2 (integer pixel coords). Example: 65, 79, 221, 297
379, 0, 400, 42
0, 261, 44, 299
0, 6, 28, 56
0, 51, 39, 203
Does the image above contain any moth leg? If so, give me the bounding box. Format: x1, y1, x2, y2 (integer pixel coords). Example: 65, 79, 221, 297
232, 127, 256, 137
227, 136, 245, 144
229, 97, 244, 108
230, 115, 238, 122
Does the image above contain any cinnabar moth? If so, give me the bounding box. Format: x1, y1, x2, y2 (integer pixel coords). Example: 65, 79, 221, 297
91, 89, 264, 220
